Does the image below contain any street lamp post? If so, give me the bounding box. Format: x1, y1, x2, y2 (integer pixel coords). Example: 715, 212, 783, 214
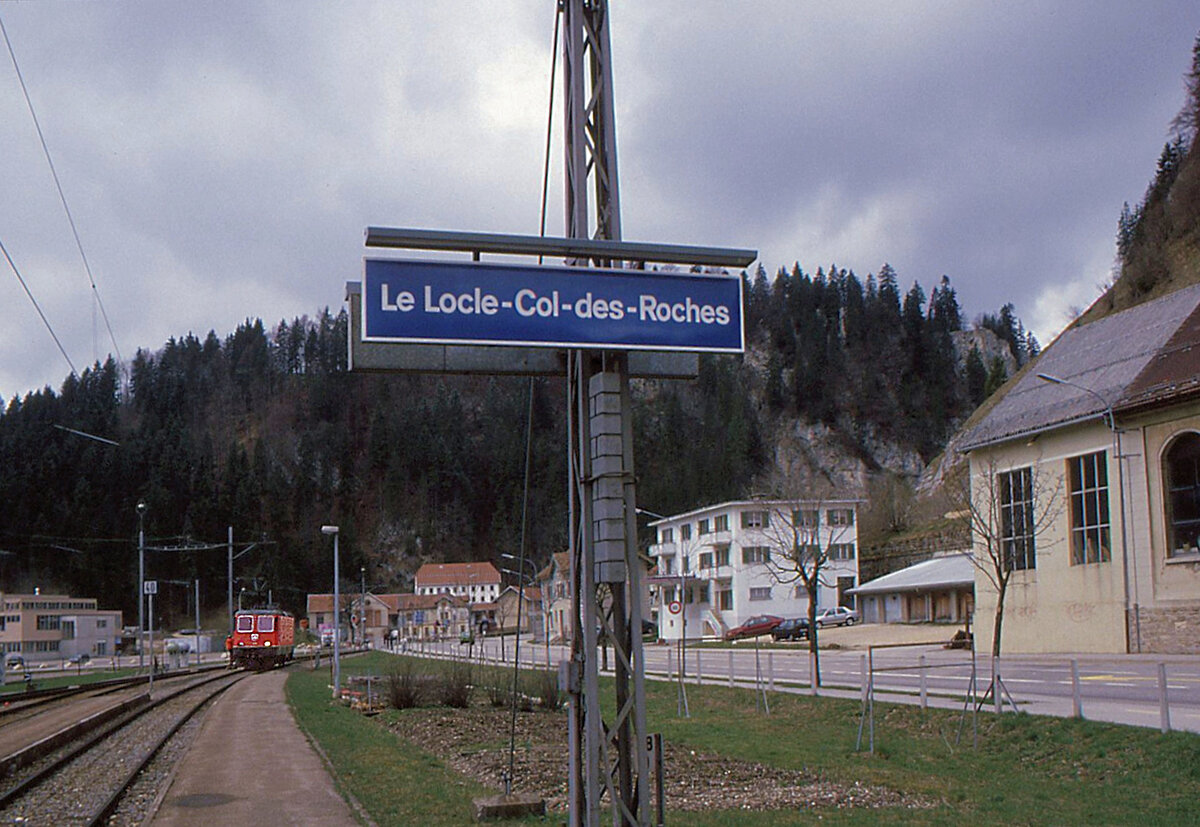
137, 501, 146, 670
360, 566, 367, 648
322, 525, 341, 699
1036, 373, 1140, 652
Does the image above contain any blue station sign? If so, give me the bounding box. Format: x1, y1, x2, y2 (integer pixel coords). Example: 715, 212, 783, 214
362, 258, 744, 353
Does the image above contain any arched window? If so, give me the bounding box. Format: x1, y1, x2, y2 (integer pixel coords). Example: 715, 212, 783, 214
1165, 432, 1200, 557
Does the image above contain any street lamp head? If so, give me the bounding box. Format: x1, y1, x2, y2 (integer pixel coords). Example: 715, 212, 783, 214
1036, 373, 1064, 385
136, 500, 147, 515
321, 525, 339, 536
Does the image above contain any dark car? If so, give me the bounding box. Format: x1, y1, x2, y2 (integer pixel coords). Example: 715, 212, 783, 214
771, 617, 811, 641
724, 614, 783, 641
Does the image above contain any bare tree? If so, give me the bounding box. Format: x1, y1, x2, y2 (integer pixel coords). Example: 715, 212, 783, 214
955, 453, 1063, 657
756, 494, 857, 688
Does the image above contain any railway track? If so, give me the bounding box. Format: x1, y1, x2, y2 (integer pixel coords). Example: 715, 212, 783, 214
0, 670, 245, 826
0, 662, 231, 724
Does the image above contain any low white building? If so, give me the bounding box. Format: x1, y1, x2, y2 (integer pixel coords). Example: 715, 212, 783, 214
646, 500, 860, 640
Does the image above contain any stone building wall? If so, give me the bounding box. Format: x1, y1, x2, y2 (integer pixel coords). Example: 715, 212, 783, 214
1134, 605, 1200, 654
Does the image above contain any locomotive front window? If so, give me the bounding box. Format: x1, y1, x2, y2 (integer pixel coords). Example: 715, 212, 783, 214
257, 616, 275, 633
236, 616, 254, 633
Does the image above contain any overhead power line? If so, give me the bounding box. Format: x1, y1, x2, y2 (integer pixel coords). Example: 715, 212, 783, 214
0, 10, 124, 371
0, 236, 79, 378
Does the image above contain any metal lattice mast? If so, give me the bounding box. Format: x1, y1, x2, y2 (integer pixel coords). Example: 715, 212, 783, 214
561, 1, 650, 825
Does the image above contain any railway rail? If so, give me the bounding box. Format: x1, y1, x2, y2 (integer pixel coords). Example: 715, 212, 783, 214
0, 670, 245, 826
0, 662, 230, 723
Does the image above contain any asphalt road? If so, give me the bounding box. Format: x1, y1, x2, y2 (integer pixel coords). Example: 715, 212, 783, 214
423, 625, 1200, 734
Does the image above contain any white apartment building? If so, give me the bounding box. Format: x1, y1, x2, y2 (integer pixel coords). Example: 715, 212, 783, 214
646, 500, 860, 640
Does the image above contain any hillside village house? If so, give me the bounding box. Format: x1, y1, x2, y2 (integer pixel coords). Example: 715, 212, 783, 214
538, 553, 572, 643
647, 500, 860, 640
306, 591, 473, 643
415, 561, 502, 604
0, 591, 122, 665
959, 282, 1200, 654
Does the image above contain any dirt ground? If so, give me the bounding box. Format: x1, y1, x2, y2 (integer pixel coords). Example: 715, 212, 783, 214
387, 701, 933, 815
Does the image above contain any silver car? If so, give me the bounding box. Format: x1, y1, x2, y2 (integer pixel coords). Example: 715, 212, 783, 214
815, 606, 860, 627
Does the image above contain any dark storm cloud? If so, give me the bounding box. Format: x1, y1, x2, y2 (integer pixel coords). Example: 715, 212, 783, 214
0, 2, 1197, 401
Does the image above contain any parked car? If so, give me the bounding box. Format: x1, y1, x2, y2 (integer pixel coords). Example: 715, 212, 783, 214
771, 617, 811, 641
67, 653, 91, 665
724, 614, 783, 641
815, 606, 860, 628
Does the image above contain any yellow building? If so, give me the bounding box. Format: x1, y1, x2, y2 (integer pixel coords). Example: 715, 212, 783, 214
960, 283, 1200, 654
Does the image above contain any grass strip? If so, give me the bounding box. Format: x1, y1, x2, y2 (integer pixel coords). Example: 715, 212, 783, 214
291, 651, 1200, 826
287, 659, 499, 826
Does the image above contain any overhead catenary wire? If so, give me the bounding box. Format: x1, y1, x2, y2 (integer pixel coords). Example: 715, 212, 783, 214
0, 10, 124, 371
0, 236, 79, 378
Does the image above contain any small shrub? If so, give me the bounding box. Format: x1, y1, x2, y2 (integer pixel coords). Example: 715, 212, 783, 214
484, 676, 510, 708
387, 663, 425, 710
531, 669, 564, 711
437, 661, 473, 708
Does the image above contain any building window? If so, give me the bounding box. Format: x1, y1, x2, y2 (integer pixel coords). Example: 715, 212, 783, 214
662, 556, 675, 575
796, 544, 820, 564
1165, 432, 1200, 557
660, 527, 674, 544
715, 546, 730, 567
741, 510, 769, 528
829, 543, 856, 561
36, 615, 61, 631
698, 518, 711, 535
793, 509, 819, 528
1068, 451, 1110, 565
681, 523, 692, 541
827, 508, 854, 527
718, 589, 733, 611
742, 546, 771, 564
699, 551, 713, 569
999, 467, 1036, 571
749, 587, 771, 601
96, 619, 107, 628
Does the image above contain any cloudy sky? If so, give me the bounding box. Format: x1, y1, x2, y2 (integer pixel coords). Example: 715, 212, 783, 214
1, 2, 1197, 402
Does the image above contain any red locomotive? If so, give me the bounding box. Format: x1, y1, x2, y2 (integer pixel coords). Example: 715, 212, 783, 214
229, 608, 295, 670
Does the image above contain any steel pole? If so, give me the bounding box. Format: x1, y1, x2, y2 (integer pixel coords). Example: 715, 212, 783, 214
137, 504, 145, 671
227, 526, 233, 640
332, 531, 341, 698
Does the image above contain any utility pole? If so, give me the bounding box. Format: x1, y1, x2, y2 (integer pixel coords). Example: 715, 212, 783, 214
561, 2, 650, 824
137, 501, 146, 671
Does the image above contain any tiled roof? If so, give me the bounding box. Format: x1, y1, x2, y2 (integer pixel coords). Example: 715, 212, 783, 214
960, 282, 1200, 450
414, 561, 501, 587
306, 594, 333, 613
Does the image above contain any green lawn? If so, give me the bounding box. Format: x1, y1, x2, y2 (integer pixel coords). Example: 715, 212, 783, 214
288, 651, 1200, 825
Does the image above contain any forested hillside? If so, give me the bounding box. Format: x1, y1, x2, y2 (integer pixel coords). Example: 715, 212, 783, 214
0, 264, 1031, 628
